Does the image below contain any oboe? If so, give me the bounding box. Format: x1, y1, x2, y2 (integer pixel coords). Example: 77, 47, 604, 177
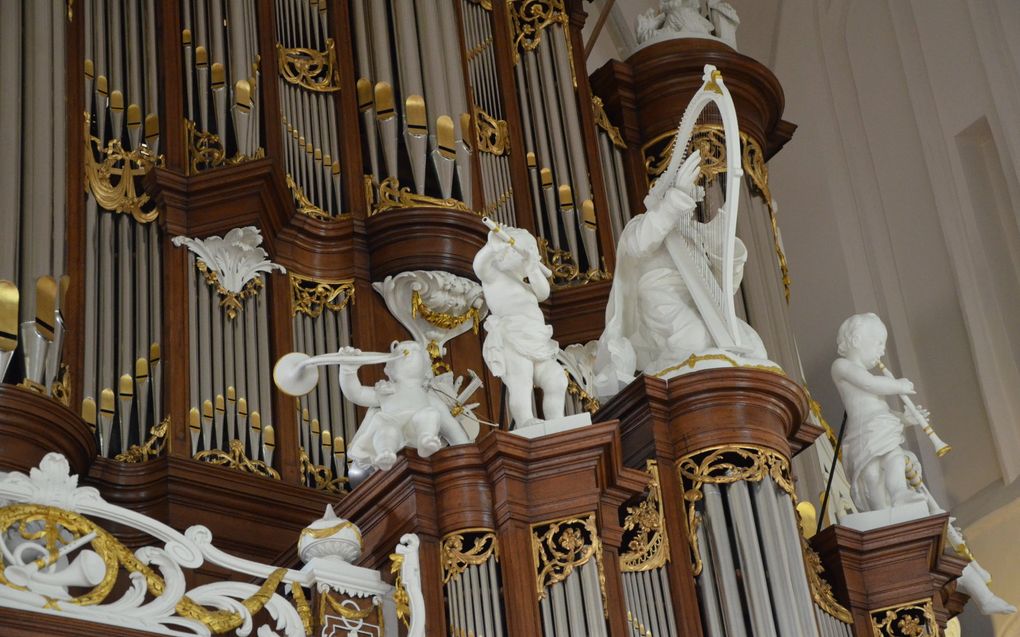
876, 361, 952, 457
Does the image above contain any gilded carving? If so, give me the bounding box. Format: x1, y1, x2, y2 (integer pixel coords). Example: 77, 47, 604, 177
677, 445, 794, 575
653, 352, 785, 378
474, 106, 511, 156
276, 39, 341, 92
620, 461, 670, 573
290, 274, 355, 318
195, 439, 280, 480
441, 529, 499, 583
870, 599, 939, 637
537, 237, 612, 289
84, 113, 162, 224
410, 290, 481, 333
592, 96, 627, 149
196, 259, 264, 321
743, 135, 791, 301
286, 173, 333, 221
531, 513, 608, 614
299, 447, 347, 496
186, 119, 265, 174
370, 177, 471, 216
115, 416, 170, 463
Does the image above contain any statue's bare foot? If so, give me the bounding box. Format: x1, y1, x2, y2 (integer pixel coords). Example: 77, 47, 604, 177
375, 450, 398, 471
418, 435, 443, 456
976, 595, 1016, 615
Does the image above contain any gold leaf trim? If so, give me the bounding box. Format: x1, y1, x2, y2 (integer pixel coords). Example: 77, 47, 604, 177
620, 461, 669, 573
441, 529, 499, 583
531, 513, 608, 615
676, 445, 793, 576
195, 439, 280, 479
652, 352, 785, 378
742, 135, 791, 302
370, 176, 471, 216
804, 542, 854, 624
390, 553, 410, 627
276, 39, 341, 92
566, 375, 600, 413
290, 274, 355, 318
115, 416, 170, 463
870, 598, 937, 636
186, 120, 265, 174
300, 520, 362, 545
474, 106, 511, 156
84, 113, 163, 224
592, 96, 626, 149
195, 259, 264, 320
410, 290, 481, 333
177, 567, 288, 632
286, 173, 333, 221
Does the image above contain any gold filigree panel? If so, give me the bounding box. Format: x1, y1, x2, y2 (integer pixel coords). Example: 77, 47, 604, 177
368, 177, 472, 216
676, 445, 793, 576
115, 416, 169, 463
299, 447, 347, 495
537, 237, 612, 289
474, 106, 511, 156
870, 599, 938, 637
441, 529, 499, 583
620, 461, 669, 573
530, 513, 608, 614
290, 274, 355, 318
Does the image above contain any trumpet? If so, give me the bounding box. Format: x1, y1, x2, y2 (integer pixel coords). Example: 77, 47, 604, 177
273, 349, 401, 397
876, 361, 952, 457
481, 217, 553, 278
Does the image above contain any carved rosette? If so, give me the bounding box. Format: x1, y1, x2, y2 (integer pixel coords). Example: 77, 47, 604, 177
619, 461, 669, 573
870, 599, 938, 637
441, 529, 499, 583
531, 514, 608, 614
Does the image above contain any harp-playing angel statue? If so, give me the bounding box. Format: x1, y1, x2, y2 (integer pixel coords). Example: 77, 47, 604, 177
594, 65, 770, 398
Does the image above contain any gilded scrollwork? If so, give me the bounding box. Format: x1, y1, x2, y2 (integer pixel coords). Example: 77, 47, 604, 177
276, 39, 341, 92
194, 439, 280, 480
592, 96, 627, 149
115, 416, 170, 463
537, 237, 612, 289
742, 135, 791, 302
620, 461, 670, 573
803, 542, 854, 624
474, 106, 511, 156
299, 447, 347, 496
870, 599, 938, 637
186, 120, 265, 174
196, 259, 264, 320
290, 274, 355, 318
677, 445, 794, 575
286, 173, 332, 221
83, 113, 162, 224
370, 177, 471, 216
531, 513, 607, 614
389, 553, 410, 628
441, 529, 499, 583
509, 0, 566, 56
653, 352, 785, 378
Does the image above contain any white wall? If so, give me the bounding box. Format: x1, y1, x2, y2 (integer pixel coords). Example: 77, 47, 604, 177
586, 1, 1020, 632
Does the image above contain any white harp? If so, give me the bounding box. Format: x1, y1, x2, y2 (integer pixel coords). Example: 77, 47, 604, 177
651, 64, 745, 351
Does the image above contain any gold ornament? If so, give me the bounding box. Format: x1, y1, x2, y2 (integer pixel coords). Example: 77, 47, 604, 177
592, 96, 626, 149
441, 529, 499, 583
115, 416, 170, 463
195, 259, 264, 320
742, 135, 791, 302
410, 290, 481, 333
802, 542, 853, 624
537, 237, 612, 289
389, 553, 411, 627
620, 461, 669, 573
870, 599, 938, 637
531, 513, 608, 615
84, 113, 162, 224
285, 173, 332, 221
473, 107, 510, 156
49, 364, 71, 408
676, 445, 794, 576
276, 39, 341, 92
299, 447, 348, 495
195, 439, 280, 479
290, 274, 355, 318
370, 177, 471, 216
186, 120, 265, 174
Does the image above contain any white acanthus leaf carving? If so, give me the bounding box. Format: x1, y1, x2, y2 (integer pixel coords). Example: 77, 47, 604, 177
0, 453, 426, 636
172, 226, 285, 293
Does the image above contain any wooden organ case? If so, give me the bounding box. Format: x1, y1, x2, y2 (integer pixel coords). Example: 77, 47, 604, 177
0, 1, 969, 636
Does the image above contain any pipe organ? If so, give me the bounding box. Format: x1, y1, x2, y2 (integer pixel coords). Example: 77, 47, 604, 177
0, 2, 973, 637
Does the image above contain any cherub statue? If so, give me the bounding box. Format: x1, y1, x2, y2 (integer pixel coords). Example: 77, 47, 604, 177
636, 7, 667, 44
662, 0, 714, 36
474, 220, 567, 428
831, 313, 925, 510
340, 341, 472, 471
706, 0, 739, 48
